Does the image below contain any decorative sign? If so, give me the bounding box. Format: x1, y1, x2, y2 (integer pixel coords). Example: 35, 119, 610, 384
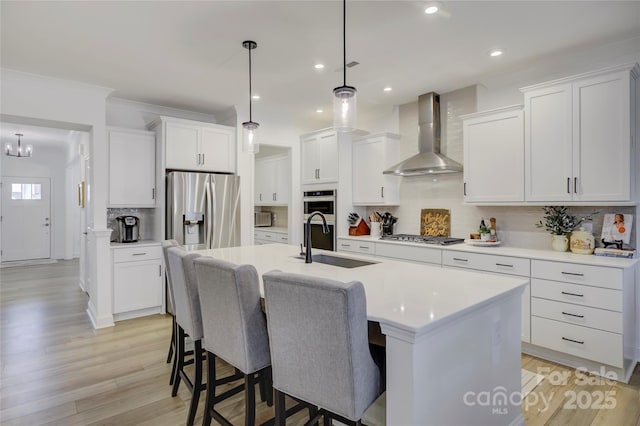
420, 209, 451, 237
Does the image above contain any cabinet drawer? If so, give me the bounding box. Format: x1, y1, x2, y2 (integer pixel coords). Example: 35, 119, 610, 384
113, 245, 162, 263
375, 243, 441, 265
531, 260, 622, 290
531, 297, 622, 334
337, 240, 375, 254
531, 278, 622, 312
277, 235, 289, 244
531, 316, 622, 367
443, 251, 530, 277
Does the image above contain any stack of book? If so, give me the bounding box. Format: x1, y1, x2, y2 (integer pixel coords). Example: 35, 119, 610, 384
594, 247, 637, 258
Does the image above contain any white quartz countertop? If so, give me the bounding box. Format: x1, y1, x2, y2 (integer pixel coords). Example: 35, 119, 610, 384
110, 240, 161, 248
195, 244, 527, 336
338, 235, 638, 268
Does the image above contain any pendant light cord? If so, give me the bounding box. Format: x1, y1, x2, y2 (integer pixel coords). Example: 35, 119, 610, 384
342, 0, 347, 87
248, 45, 253, 122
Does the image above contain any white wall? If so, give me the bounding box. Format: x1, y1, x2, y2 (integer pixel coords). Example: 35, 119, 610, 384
106, 97, 217, 129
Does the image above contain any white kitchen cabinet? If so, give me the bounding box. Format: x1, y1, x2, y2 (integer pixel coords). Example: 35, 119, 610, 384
108, 128, 156, 207
522, 64, 638, 203
352, 133, 401, 206
336, 238, 375, 255
112, 244, 163, 320
301, 130, 338, 184
529, 259, 635, 378
154, 116, 236, 173
442, 250, 531, 343
462, 106, 524, 203
254, 228, 288, 245
255, 155, 289, 205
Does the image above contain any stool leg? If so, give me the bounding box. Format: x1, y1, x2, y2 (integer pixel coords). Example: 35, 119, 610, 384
274, 389, 286, 426
169, 317, 178, 385
166, 315, 175, 363
202, 351, 216, 426
171, 326, 185, 397
186, 339, 204, 426
245, 373, 256, 426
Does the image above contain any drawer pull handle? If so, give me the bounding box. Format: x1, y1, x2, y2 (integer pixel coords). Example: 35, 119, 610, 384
561, 272, 584, 277
340, 244, 349, 247
562, 337, 584, 345
562, 311, 584, 318
561, 291, 584, 297
452, 257, 468, 262
359, 246, 369, 250
132, 253, 147, 256
495, 263, 513, 267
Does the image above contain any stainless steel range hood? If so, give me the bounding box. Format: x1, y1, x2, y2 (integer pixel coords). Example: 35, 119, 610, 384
383, 92, 463, 176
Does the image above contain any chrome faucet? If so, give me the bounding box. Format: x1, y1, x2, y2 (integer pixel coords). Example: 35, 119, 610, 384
305, 211, 330, 263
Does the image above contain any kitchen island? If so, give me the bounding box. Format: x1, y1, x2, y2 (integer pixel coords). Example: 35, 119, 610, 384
195, 244, 528, 425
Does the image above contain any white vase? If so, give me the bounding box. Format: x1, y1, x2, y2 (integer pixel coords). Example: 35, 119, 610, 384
551, 235, 569, 252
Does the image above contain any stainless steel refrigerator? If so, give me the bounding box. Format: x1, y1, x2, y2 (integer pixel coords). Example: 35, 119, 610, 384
166, 171, 241, 250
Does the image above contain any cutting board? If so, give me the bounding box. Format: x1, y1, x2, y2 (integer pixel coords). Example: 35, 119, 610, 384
420, 209, 451, 237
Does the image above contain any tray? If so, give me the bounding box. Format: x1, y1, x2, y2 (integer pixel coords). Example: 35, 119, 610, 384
464, 239, 501, 247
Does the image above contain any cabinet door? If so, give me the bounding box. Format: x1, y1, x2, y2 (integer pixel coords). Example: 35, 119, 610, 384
273, 156, 290, 204
113, 259, 163, 313
200, 126, 236, 173
301, 136, 321, 184
573, 72, 631, 201
317, 132, 338, 183
165, 121, 200, 170
353, 138, 385, 204
524, 84, 573, 202
254, 159, 270, 205
463, 108, 524, 203
108, 129, 156, 207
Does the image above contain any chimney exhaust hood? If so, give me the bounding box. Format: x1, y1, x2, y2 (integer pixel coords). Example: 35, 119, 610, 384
383, 92, 463, 176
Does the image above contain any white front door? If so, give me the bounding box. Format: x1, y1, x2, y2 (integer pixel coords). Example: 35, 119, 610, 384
1, 176, 51, 261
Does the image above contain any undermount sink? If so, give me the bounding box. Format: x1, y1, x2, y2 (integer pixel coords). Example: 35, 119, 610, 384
293, 254, 377, 269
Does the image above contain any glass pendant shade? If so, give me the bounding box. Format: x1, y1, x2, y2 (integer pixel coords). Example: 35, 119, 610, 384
333, 85, 357, 132
242, 121, 259, 154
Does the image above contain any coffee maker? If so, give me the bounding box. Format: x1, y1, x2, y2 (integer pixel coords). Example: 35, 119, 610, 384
115, 216, 140, 243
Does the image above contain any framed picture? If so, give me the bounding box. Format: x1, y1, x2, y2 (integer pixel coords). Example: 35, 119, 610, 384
601, 213, 632, 244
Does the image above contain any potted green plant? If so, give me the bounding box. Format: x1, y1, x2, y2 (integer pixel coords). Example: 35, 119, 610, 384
535, 206, 581, 252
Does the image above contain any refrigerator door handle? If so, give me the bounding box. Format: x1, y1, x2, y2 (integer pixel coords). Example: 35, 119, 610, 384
205, 175, 214, 249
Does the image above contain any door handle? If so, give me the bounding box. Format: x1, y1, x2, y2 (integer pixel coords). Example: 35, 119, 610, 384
381, 187, 384, 198
567, 177, 571, 193
152, 188, 155, 200
574, 177, 578, 194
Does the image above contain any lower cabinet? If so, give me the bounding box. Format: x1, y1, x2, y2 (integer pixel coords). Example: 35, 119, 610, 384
442, 250, 531, 343
530, 259, 633, 372
254, 229, 288, 245
112, 244, 163, 320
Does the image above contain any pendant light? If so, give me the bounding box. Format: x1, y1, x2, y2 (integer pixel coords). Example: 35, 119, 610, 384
5, 133, 33, 158
333, 0, 356, 132
242, 40, 259, 154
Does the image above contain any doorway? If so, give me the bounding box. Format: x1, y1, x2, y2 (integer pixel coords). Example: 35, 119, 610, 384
1, 176, 51, 261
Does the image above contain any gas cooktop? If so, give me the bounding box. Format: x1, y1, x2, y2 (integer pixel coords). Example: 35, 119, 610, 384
379, 234, 465, 246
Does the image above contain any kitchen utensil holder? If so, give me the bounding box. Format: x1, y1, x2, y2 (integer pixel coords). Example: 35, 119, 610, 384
382, 223, 394, 236
369, 221, 381, 238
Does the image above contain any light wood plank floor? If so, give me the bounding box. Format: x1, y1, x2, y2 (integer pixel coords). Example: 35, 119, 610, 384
1, 260, 639, 425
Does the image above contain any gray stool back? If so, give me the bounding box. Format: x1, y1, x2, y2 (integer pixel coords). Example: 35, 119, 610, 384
194, 257, 270, 374
167, 247, 203, 340
263, 271, 380, 422
161, 239, 181, 316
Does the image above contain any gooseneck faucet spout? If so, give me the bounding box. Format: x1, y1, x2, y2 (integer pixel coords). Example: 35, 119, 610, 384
305, 211, 330, 263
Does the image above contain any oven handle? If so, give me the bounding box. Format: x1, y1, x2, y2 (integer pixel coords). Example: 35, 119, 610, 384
303, 196, 336, 202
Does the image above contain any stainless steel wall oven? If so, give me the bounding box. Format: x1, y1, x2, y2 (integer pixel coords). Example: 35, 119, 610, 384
303, 190, 336, 251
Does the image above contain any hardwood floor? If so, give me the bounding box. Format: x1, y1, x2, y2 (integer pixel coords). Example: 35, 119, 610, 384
1, 260, 639, 425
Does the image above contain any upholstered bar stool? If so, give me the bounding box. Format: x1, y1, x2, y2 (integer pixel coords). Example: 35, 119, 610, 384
161, 239, 181, 386
263, 271, 383, 426
194, 257, 273, 426
166, 247, 207, 426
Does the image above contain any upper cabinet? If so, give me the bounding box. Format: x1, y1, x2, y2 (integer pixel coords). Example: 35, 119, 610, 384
153, 116, 236, 173
521, 64, 639, 203
462, 106, 524, 203
108, 127, 156, 207
301, 130, 338, 185
255, 155, 290, 205
352, 133, 401, 205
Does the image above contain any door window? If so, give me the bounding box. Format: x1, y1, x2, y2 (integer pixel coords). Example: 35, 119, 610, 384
11, 183, 42, 200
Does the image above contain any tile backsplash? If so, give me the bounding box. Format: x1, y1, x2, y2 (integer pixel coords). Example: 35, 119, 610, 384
107, 208, 156, 242
255, 206, 288, 229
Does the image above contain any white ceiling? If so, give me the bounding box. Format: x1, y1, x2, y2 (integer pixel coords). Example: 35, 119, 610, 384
0, 122, 73, 151
2, 1, 639, 133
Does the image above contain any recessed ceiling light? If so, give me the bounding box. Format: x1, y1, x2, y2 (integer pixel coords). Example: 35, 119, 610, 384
252, 94, 261, 100
316, 109, 323, 113
383, 87, 393, 92
314, 63, 325, 69
425, 5, 439, 14
489, 49, 504, 57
